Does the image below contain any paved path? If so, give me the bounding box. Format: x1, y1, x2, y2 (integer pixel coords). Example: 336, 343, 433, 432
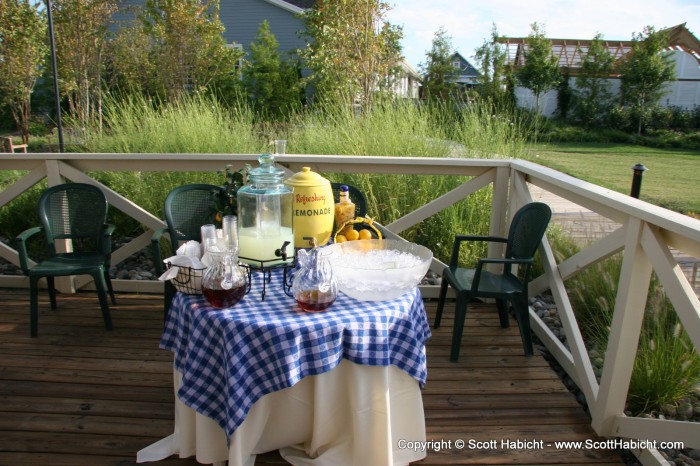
529, 185, 621, 242
529, 185, 699, 295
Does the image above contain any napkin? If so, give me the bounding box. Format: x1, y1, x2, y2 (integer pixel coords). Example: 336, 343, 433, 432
158, 241, 206, 281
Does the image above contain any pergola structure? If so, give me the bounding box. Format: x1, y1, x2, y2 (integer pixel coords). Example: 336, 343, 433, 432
497, 22, 700, 74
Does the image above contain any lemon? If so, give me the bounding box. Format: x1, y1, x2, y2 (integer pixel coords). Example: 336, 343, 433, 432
358, 229, 372, 240
345, 229, 360, 241
335, 234, 347, 243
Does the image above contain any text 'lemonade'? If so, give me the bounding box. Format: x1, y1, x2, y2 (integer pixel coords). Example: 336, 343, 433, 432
284, 166, 334, 248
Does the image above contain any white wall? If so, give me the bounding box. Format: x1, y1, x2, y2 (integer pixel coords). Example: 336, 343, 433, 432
516, 50, 700, 116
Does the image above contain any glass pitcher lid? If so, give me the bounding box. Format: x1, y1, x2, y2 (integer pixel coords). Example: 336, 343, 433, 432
248, 153, 284, 186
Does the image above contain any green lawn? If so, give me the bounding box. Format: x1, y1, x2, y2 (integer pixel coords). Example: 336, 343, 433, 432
525, 143, 700, 217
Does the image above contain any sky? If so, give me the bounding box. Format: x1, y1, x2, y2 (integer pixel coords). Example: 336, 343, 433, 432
385, 0, 700, 70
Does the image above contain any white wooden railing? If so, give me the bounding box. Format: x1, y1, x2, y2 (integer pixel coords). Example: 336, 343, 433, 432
1, 153, 699, 464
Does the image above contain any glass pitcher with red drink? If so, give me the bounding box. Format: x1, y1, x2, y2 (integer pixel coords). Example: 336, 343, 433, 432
292, 239, 337, 312
201, 216, 247, 308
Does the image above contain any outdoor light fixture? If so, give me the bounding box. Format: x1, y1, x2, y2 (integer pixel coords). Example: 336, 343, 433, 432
630, 163, 648, 199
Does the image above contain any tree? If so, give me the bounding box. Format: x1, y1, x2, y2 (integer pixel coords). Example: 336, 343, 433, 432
419, 27, 459, 102
107, 17, 156, 95
110, 0, 241, 101
0, 0, 47, 143
242, 21, 303, 119
573, 33, 615, 127
474, 23, 509, 105
555, 70, 572, 119
516, 22, 561, 115
52, 0, 117, 131
303, 0, 403, 111
618, 26, 676, 135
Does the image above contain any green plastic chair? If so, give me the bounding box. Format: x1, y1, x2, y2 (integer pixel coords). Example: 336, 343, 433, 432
152, 184, 222, 313
15, 183, 116, 337
434, 202, 552, 362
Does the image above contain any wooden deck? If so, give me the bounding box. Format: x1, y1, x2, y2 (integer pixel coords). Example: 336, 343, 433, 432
0, 290, 624, 465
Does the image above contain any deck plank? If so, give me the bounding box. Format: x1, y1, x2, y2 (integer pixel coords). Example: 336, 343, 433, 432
0, 290, 623, 465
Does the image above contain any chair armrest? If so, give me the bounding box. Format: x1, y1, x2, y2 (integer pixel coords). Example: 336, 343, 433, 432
455, 235, 507, 243
14, 226, 44, 273
449, 235, 507, 267
477, 257, 534, 266
151, 227, 171, 275
472, 257, 535, 292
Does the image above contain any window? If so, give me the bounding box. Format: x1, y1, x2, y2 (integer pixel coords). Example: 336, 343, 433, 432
227, 43, 245, 77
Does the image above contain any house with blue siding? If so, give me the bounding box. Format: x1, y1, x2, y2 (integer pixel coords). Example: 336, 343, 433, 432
115, 0, 310, 57
218, 0, 311, 58
115, 0, 420, 98
450, 52, 481, 89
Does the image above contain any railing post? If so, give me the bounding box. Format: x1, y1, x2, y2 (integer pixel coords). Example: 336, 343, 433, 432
630, 163, 648, 199
591, 218, 652, 436
488, 167, 510, 267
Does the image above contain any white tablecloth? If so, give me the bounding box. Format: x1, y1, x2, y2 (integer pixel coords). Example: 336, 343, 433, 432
137, 359, 427, 466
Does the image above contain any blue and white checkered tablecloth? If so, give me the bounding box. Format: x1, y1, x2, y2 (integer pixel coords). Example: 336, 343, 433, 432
160, 270, 431, 439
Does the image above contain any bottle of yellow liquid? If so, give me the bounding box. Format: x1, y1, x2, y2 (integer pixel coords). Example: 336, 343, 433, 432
334, 185, 355, 229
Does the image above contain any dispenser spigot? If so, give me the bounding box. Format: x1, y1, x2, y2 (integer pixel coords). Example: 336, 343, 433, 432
275, 241, 291, 261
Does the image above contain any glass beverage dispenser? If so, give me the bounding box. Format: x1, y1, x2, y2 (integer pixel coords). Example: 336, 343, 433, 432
237, 154, 295, 267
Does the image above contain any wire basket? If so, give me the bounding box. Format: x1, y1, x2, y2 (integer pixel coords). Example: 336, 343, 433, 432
166, 263, 207, 295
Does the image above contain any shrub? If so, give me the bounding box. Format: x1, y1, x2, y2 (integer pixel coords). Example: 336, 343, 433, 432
669, 106, 693, 130
73, 95, 525, 263
0, 176, 43, 239
535, 121, 634, 144
84, 92, 263, 154
692, 105, 700, 129
607, 105, 634, 133
628, 294, 700, 415
27, 118, 50, 137
559, 243, 700, 415
648, 105, 673, 130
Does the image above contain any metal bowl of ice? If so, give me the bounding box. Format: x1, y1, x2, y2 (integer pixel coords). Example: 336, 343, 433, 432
326, 239, 433, 301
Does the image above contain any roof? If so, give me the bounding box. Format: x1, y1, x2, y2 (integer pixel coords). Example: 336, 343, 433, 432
398, 59, 420, 79
451, 52, 480, 73
664, 22, 700, 62
263, 0, 313, 14
284, 0, 314, 7
497, 23, 700, 70
450, 52, 481, 85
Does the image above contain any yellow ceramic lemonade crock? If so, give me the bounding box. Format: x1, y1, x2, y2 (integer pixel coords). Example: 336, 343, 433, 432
284, 167, 334, 248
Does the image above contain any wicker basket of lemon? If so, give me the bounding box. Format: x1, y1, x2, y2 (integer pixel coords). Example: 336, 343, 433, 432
333, 217, 383, 243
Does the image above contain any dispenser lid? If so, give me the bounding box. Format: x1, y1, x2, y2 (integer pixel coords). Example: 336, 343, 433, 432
248, 153, 284, 185
284, 167, 330, 187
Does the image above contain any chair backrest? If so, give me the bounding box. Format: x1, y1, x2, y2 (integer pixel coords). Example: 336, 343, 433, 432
505, 202, 552, 260
330, 182, 367, 219
164, 183, 221, 254
38, 183, 108, 256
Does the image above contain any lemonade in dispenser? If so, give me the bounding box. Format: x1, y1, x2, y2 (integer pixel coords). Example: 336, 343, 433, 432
236, 154, 294, 266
